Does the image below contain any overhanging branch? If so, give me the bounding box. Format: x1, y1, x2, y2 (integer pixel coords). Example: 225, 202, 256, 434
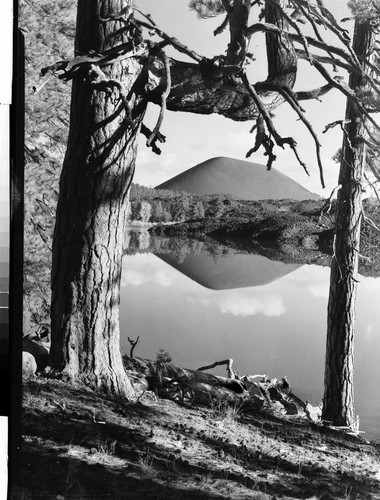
256, 80, 325, 187
240, 71, 311, 177
135, 11, 204, 63
146, 52, 171, 149
296, 83, 332, 101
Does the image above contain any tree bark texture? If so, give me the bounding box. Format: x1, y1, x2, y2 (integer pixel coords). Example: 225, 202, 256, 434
226, 0, 251, 66
50, 0, 145, 397
322, 21, 375, 427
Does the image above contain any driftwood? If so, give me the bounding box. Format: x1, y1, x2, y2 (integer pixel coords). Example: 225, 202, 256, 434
197, 358, 236, 379
123, 356, 320, 420
127, 336, 140, 357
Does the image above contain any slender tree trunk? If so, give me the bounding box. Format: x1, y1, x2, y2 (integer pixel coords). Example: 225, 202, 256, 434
50, 0, 144, 397
322, 21, 375, 426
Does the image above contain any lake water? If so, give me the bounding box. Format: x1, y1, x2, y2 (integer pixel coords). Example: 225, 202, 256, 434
120, 230, 380, 441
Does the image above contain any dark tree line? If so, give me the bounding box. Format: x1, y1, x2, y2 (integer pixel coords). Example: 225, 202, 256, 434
129, 183, 233, 222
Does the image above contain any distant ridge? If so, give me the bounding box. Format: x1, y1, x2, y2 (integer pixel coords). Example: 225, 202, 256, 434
156, 157, 319, 201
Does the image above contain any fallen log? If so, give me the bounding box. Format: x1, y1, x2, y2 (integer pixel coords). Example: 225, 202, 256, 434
122, 356, 318, 420
123, 356, 250, 405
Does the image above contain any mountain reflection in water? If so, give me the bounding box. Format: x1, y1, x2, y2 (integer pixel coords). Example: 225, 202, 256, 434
121, 230, 380, 440
157, 253, 301, 290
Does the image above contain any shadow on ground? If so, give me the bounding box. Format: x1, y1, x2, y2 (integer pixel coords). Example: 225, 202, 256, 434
12, 378, 380, 499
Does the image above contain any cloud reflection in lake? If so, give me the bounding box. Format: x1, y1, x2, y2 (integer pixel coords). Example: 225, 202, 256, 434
190, 291, 286, 318
120, 244, 380, 440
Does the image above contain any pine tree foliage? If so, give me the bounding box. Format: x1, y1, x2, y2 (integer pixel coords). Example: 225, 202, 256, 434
348, 0, 380, 24
20, 0, 75, 333
188, 0, 228, 19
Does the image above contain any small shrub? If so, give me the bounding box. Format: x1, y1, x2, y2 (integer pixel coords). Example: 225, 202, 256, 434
138, 451, 157, 478
96, 439, 116, 455
156, 348, 172, 364
211, 399, 242, 425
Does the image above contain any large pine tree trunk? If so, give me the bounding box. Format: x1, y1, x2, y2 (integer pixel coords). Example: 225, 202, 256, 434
322, 21, 375, 427
50, 0, 144, 397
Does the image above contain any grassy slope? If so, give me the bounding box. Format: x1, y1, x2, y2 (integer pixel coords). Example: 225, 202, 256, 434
15, 378, 380, 500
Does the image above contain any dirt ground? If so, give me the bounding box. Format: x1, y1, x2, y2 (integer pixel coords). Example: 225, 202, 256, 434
12, 376, 380, 500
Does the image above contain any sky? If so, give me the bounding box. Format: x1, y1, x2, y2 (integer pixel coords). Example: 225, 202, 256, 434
133, 0, 353, 196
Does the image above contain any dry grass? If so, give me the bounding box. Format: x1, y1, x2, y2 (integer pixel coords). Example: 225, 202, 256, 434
13, 377, 380, 500
137, 450, 158, 478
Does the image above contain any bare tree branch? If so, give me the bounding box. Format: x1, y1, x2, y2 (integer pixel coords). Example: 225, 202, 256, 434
197, 358, 236, 379
256, 80, 325, 187
364, 172, 380, 204
88, 64, 133, 123
127, 335, 140, 358
214, 12, 230, 35
140, 124, 166, 155
311, 57, 380, 134
147, 52, 171, 148
296, 49, 351, 72
240, 71, 311, 177
296, 83, 332, 101
362, 208, 380, 232
247, 22, 358, 68
135, 12, 204, 63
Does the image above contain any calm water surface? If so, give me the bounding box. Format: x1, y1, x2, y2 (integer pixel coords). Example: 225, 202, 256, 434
120, 231, 380, 440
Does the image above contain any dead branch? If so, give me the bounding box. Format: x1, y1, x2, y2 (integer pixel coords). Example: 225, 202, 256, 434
147, 53, 171, 148
296, 50, 351, 72
35, 42, 148, 89
311, 58, 380, 135
247, 22, 357, 68
140, 124, 166, 155
293, 1, 326, 40
363, 173, 380, 204
296, 1, 342, 72
135, 12, 204, 63
258, 80, 325, 186
323, 119, 355, 156
318, 184, 341, 225
197, 359, 236, 379
323, 119, 350, 134
36, 197, 55, 218
365, 149, 380, 188
214, 12, 229, 36
30, 218, 52, 251
362, 209, 380, 233
248, 15, 380, 101
246, 114, 277, 169
358, 253, 372, 263
363, 129, 380, 155
127, 335, 140, 357
296, 83, 332, 102
88, 65, 133, 123
246, 124, 277, 170
32, 69, 57, 94
123, 356, 322, 418
240, 72, 291, 147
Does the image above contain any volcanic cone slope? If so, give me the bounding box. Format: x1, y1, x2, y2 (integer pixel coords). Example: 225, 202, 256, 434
156, 157, 319, 201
